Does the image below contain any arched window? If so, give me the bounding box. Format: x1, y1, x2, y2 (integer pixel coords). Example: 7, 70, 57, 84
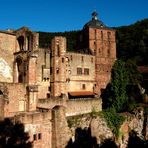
17, 36, 24, 51
101, 31, 103, 40
19, 74, 23, 83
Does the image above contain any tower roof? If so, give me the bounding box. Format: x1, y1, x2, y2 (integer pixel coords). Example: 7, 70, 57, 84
83, 11, 107, 29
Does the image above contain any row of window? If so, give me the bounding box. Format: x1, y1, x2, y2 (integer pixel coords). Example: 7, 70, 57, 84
95, 30, 111, 41
33, 133, 42, 141
77, 68, 89, 75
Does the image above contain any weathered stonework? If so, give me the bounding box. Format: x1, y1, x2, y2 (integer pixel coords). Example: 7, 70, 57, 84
0, 12, 117, 148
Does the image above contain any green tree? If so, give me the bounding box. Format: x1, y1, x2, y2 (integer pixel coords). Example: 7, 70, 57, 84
101, 59, 129, 112
110, 59, 129, 112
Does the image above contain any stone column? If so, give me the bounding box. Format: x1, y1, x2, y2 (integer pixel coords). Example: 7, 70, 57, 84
52, 105, 71, 148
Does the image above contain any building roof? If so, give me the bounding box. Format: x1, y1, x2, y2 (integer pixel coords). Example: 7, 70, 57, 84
68, 91, 94, 97
83, 11, 107, 29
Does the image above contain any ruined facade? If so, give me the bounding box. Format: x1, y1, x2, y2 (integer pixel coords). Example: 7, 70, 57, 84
0, 12, 116, 147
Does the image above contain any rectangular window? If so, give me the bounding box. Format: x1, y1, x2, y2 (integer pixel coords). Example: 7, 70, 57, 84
82, 84, 86, 90
56, 68, 59, 74
62, 57, 64, 63
33, 134, 37, 141
81, 56, 84, 62
77, 68, 82, 75
70, 55, 73, 61
57, 45, 60, 57
101, 31, 103, 40
38, 133, 42, 140
107, 32, 111, 41
47, 93, 50, 98
84, 68, 89, 75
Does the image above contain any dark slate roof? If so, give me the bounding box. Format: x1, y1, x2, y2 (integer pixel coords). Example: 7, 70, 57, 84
83, 11, 107, 29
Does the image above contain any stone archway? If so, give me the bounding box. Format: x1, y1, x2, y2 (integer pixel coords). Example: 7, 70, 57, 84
17, 36, 24, 51
14, 56, 27, 83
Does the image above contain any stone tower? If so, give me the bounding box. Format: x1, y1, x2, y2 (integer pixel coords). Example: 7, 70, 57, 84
14, 27, 39, 111
81, 11, 116, 95
50, 37, 67, 97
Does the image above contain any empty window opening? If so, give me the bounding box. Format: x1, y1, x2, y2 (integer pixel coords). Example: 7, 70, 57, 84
81, 56, 84, 62
38, 133, 42, 140
0, 90, 3, 95
47, 93, 50, 98
101, 31, 103, 40
27, 36, 30, 51
18, 74, 23, 83
57, 45, 60, 56
33, 134, 37, 141
70, 55, 73, 61
107, 32, 111, 41
18, 36, 24, 51
56, 68, 59, 74
82, 84, 86, 90
48, 86, 51, 91
62, 58, 64, 63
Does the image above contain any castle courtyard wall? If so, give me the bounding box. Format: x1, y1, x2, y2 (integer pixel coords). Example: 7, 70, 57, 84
37, 97, 102, 116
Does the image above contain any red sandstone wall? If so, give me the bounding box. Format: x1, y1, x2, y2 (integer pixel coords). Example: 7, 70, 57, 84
4, 83, 27, 117
15, 111, 52, 148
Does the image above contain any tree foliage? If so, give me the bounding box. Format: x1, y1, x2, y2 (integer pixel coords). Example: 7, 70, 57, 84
107, 59, 129, 112
102, 59, 143, 112
38, 30, 80, 51
38, 19, 148, 66
116, 19, 148, 65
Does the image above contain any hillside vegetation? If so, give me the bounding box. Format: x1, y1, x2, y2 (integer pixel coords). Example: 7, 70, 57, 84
38, 18, 148, 65
116, 19, 148, 65
38, 30, 80, 51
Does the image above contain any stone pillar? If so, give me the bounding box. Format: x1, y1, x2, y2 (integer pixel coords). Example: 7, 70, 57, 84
13, 62, 19, 83
33, 33, 39, 51
27, 85, 38, 111
28, 53, 37, 84
52, 105, 71, 148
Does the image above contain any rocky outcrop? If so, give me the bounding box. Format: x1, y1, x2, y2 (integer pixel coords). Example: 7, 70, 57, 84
119, 107, 145, 148
66, 107, 147, 148
90, 116, 113, 144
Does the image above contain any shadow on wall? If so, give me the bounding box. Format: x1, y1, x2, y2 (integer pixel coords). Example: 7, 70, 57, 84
127, 130, 148, 148
0, 118, 32, 148
65, 127, 117, 148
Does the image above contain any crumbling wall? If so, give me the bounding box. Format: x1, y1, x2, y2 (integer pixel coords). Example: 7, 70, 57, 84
52, 105, 71, 148
15, 111, 52, 148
